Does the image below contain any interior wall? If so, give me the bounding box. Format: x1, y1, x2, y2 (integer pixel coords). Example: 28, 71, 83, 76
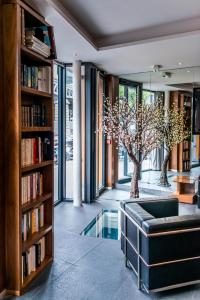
0, 0, 6, 294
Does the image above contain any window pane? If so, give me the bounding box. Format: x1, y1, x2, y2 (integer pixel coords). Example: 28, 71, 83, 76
66, 67, 73, 199
128, 86, 136, 105
118, 84, 137, 180
119, 84, 125, 98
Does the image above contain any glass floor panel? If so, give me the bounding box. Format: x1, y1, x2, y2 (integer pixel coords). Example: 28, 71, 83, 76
81, 209, 120, 240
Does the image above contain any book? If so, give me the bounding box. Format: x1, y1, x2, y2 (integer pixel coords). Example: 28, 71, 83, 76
21, 137, 51, 167
21, 104, 47, 127
21, 65, 51, 93
21, 237, 45, 283
22, 204, 44, 240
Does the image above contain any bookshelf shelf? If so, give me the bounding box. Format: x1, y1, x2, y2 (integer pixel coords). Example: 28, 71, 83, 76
2, 1, 55, 295
21, 45, 51, 66
21, 127, 53, 132
22, 256, 53, 291
22, 193, 52, 213
21, 86, 52, 98
21, 161, 53, 173
22, 225, 52, 253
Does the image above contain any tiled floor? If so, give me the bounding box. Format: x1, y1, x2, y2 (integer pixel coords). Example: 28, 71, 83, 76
6, 188, 200, 300
118, 166, 200, 196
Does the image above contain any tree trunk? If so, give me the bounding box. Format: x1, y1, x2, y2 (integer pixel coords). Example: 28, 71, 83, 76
159, 151, 171, 187
130, 162, 140, 198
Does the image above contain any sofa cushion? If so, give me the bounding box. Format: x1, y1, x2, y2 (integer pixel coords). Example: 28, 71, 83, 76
142, 214, 200, 234
125, 203, 154, 226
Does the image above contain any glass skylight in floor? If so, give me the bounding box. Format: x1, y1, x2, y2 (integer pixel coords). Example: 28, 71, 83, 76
81, 209, 120, 240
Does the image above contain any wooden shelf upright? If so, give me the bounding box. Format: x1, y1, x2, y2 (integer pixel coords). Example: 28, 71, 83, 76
2, 0, 55, 295
169, 91, 192, 172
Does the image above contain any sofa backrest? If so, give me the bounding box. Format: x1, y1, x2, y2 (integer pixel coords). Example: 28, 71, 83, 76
139, 198, 178, 219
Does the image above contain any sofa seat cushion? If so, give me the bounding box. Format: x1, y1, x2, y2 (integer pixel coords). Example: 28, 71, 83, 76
125, 202, 154, 226
142, 214, 200, 234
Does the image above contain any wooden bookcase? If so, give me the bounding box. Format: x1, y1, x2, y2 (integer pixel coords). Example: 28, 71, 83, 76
169, 91, 192, 172
2, 0, 54, 296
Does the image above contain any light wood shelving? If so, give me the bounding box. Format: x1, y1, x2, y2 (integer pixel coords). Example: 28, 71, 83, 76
2, 0, 55, 295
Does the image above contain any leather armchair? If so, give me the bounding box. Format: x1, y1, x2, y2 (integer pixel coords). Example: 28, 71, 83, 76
120, 197, 200, 293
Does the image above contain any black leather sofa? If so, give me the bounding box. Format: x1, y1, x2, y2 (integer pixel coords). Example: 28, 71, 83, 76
120, 196, 200, 293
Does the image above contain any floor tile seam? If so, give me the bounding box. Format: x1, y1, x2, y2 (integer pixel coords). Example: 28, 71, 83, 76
71, 240, 104, 265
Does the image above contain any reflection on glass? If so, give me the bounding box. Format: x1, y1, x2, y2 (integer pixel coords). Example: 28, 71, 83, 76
118, 84, 137, 180
96, 75, 104, 193
66, 67, 73, 199
54, 64, 59, 203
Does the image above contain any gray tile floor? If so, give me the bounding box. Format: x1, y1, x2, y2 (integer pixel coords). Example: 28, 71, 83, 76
6, 188, 200, 300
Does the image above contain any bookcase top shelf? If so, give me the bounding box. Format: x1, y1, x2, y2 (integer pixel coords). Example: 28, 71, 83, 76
20, 0, 50, 27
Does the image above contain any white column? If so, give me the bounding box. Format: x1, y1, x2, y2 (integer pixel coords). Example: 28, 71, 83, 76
73, 60, 82, 207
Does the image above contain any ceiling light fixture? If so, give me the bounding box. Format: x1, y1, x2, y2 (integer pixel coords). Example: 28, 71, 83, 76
161, 72, 171, 79
152, 65, 162, 72
178, 62, 182, 66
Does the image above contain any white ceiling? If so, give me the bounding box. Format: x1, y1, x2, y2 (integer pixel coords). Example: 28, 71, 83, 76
58, 0, 200, 38
29, 0, 200, 77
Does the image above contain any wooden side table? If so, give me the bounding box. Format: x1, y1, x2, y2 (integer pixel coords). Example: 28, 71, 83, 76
173, 176, 197, 204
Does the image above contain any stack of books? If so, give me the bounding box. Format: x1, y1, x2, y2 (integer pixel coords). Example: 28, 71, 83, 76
21, 65, 51, 93
22, 237, 45, 282
21, 172, 43, 205
22, 204, 44, 241
25, 31, 51, 58
21, 104, 47, 127
21, 137, 51, 167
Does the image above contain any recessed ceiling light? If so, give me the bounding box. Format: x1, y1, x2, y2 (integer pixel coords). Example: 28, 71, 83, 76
186, 70, 191, 73
178, 62, 182, 66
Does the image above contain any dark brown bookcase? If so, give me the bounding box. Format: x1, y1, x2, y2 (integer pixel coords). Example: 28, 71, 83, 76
169, 91, 192, 172
2, 0, 55, 295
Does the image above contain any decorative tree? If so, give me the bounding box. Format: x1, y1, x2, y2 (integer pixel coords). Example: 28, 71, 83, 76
103, 98, 163, 198
156, 104, 190, 186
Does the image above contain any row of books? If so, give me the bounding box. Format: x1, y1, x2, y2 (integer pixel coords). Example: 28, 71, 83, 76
22, 204, 44, 241
183, 140, 190, 149
22, 237, 45, 283
21, 8, 57, 59
183, 160, 190, 171
21, 137, 51, 167
25, 32, 51, 58
21, 104, 47, 127
21, 172, 43, 205
182, 150, 190, 161
21, 65, 51, 94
